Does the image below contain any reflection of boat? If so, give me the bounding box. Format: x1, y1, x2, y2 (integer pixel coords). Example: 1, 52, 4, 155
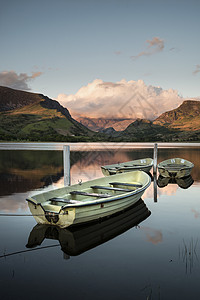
101, 158, 153, 176
157, 158, 194, 178
26, 171, 151, 228
158, 175, 194, 189
26, 199, 151, 256
176, 176, 194, 189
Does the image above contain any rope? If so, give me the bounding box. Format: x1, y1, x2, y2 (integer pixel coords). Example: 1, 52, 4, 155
0, 214, 39, 217
0, 244, 60, 259
0, 213, 64, 217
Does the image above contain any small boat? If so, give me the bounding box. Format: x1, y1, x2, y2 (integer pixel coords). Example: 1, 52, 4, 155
101, 158, 153, 176
26, 199, 151, 256
157, 158, 194, 178
26, 171, 151, 228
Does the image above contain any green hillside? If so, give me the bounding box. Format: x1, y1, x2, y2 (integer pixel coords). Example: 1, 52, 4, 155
0, 86, 94, 142
154, 100, 200, 131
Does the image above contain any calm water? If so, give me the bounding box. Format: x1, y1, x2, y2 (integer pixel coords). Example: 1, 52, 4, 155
0, 143, 200, 300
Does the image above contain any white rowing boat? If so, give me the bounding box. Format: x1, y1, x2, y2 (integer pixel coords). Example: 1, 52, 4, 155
157, 158, 194, 178
26, 199, 151, 256
101, 158, 153, 176
26, 171, 151, 228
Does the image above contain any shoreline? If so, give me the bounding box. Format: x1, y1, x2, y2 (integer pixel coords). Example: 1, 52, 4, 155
0, 142, 200, 151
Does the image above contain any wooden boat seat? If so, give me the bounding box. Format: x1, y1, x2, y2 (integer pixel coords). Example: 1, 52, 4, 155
123, 164, 141, 167
70, 191, 110, 198
109, 182, 143, 188
91, 185, 133, 192
49, 197, 81, 204
162, 164, 188, 168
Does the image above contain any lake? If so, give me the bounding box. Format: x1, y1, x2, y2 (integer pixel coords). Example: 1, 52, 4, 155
0, 143, 200, 300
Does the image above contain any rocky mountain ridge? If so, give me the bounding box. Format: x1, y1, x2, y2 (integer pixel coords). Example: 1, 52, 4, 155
0, 86, 93, 141
153, 100, 200, 131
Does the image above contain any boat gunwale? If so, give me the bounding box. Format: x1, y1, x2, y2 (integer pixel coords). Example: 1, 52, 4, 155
26, 171, 151, 211
27, 180, 151, 211
60, 181, 151, 209
101, 158, 153, 170
157, 158, 194, 167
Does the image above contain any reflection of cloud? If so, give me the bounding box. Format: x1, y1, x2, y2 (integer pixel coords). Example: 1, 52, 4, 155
191, 209, 200, 219
131, 37, 164, 60
143, 183, 178, 199
141, 226, 163, 244
57, 79, 183, 120
0, 193, 29, 212
0, 70, 42, 90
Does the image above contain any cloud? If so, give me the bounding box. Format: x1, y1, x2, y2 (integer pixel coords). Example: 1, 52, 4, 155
131, 37, 164, 60
0, 70, 42, 90
57, 79, 183, 120
114, 51, 122, 55
193, 65, 200, 75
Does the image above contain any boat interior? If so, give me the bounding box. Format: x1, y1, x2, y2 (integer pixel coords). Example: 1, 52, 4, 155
38, 181, 143, 212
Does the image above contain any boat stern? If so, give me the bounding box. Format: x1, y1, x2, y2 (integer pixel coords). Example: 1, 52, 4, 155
26, 198, 76, 228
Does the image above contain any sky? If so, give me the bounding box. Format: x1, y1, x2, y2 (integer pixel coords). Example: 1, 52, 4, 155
1, 0, 200, 119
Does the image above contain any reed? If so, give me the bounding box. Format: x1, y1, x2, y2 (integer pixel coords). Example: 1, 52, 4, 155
179, 238, 198, 274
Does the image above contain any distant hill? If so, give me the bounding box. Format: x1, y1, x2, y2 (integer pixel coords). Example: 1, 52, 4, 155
153, 100, 200, 131
109, 101, 200, 142
76, 116, 135, 131
104, 119, 176, 142
0, 86, 94, 142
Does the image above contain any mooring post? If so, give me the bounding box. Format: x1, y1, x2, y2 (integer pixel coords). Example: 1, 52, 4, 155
63, 145, 70, 186
153, 143, 158, 174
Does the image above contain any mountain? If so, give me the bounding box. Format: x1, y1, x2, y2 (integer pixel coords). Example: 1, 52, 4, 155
153, 100, 200, 131
108, 100, 200, 142
1, 86, 200, 142
105, 119, 176, 142
0, 86, 94, 141
76, 117, 135, 131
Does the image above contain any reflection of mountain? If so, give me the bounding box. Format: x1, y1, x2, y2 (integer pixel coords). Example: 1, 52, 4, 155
26, 199, 151, 257
0, 150, 64, 196
1, 146, 200, 201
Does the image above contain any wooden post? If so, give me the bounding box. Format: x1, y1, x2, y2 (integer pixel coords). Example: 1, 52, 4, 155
153, 143, 158, 174
63, 145, 70, 186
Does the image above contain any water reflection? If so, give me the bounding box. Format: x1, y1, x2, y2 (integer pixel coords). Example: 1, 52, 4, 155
0, 150, 63, 196
157, 175, 194, 189
0, 146, 200, 212
26, 199, 151, 258
1, 145, 200, 300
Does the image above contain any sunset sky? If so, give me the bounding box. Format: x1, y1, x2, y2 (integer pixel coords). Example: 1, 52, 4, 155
1, 0, 200, 118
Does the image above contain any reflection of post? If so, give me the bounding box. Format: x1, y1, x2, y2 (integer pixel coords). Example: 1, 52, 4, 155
154, 171, 157, 202
63, 145, 70, 186
153, 143, 158, 202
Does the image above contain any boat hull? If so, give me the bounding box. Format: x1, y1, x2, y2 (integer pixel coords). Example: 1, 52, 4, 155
26, 199, 151, 256
101, 158, 153, 176
27, 171, 151, 228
